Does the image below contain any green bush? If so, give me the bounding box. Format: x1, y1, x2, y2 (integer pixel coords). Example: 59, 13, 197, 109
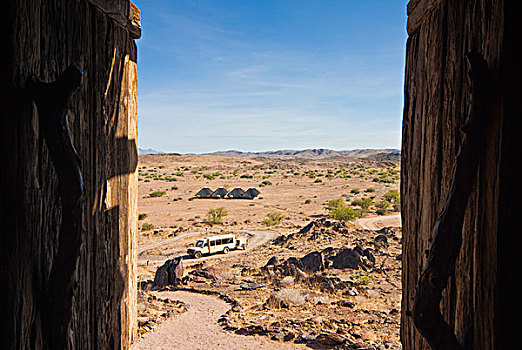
351, 197, 374, 210
138, 213, 148, 221
141, 223, 154, 231
329, 205, 360, 222
383, 190, 400, 203
262, 211, 285, 226
325, 198, 360, 222
149, 191, 166, 197
204, 207, 228, 225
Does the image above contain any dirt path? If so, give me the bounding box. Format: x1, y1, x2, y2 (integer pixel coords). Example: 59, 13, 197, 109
355, 214, 401, 230
135, 291, 306, 350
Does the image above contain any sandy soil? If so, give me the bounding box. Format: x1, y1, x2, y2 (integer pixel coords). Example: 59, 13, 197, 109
135, 154, 402, 349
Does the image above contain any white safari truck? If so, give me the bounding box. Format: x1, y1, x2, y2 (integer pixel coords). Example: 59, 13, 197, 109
187, 234, 247, 259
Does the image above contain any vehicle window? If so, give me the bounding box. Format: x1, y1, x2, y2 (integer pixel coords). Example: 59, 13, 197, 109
216, 239, 222, 245
196, 241, 203, 247
227, 238, 233, 244
210, 240, 215, 246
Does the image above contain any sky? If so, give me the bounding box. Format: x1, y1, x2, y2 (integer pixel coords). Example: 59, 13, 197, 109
134, 0, 408, 154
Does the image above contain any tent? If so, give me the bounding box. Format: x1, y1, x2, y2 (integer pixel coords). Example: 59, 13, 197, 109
242, 187, 260, 199
211, 187, 228, 198
195, 187, 213, 198
226, 187, 245, 199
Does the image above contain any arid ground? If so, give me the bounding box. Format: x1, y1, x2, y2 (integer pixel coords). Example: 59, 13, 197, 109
135, 154, 402, 349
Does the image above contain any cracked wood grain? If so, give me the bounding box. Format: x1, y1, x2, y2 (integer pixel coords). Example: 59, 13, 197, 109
28, 64, 85, 350
411, 52, 490, 350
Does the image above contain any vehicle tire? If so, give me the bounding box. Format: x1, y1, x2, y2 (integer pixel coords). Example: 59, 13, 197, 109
242, 244, 246, 250
223, 247, 229, 254
194, 251, 202, 259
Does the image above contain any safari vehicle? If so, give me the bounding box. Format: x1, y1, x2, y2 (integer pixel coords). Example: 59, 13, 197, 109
187, 234, 247, 259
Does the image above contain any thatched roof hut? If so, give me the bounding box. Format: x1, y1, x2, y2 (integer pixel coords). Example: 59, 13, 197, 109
226, 187, 245, 199
242, 187, 260, 199
195, 187, 213, 198
211, 187, 228, 198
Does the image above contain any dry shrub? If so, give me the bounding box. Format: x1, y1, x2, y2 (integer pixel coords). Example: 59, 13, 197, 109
275, 288, 306, 305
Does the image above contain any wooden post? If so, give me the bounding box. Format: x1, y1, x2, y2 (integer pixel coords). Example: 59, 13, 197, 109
0, 1, 140, 349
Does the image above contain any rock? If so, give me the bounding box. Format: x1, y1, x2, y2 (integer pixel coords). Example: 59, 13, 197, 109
189, 268, 215, 280
265, 256, 279, 266
283, 331, 295, 341
353, 244, 364, 256
299, 220, 319, 234
363, 248, 376, 264
336, 300, 356, 308
343, 287, 359, 296
315, 333, 345, 346
389, 308, 399, 315
152, 257, 183, 290
374, 234, 389, 248
240, 282, 266, 290
332, 248, 363, 269
231, 305, 241, 312
299, 251, 325, 273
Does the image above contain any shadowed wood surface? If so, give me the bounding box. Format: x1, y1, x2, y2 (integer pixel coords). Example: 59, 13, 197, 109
1, 1, 139, 349
402, 0, 519, 349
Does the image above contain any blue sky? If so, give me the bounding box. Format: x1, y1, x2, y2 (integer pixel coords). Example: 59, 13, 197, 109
134, 0, 408, 154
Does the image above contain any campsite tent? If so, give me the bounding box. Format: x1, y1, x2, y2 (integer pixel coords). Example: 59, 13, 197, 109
195, 187, 213, 198
242, 187, 260, 199
211, 187, 228, 198
226, 187, 245, 199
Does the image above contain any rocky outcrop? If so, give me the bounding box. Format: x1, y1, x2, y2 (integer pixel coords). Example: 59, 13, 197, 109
152, 257, 184, 290
331, 248, 364, 269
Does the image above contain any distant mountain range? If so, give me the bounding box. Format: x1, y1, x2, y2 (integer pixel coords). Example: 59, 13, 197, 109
139, 147, 401, 161
203, 148, 401, 161
138, 148, 164, 155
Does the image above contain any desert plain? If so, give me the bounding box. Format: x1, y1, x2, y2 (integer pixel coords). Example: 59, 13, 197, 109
135, 153, 402, 349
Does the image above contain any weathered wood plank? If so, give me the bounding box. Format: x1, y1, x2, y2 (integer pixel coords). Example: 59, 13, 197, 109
85, 0, 141, 38
402, 0, 516, 349
1, 0, 139, 349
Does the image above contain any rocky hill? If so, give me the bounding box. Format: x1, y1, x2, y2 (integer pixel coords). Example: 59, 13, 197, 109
203, 148, 400, 161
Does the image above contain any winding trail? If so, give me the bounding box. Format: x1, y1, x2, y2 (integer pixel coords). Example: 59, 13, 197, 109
135, 291, 306, 350
135, 216, 401, 349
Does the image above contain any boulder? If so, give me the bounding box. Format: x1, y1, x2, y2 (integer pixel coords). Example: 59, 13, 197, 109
363, 248, 376, 264
332, 248, 363, 269
299, 251, 325, 274
152, 257, 183, 290
315, 333, 345, 346
265, 256, 279, 266
374, 234, 389, 248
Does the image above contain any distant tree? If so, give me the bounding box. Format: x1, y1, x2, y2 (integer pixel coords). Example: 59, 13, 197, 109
205, 207, 228, 225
